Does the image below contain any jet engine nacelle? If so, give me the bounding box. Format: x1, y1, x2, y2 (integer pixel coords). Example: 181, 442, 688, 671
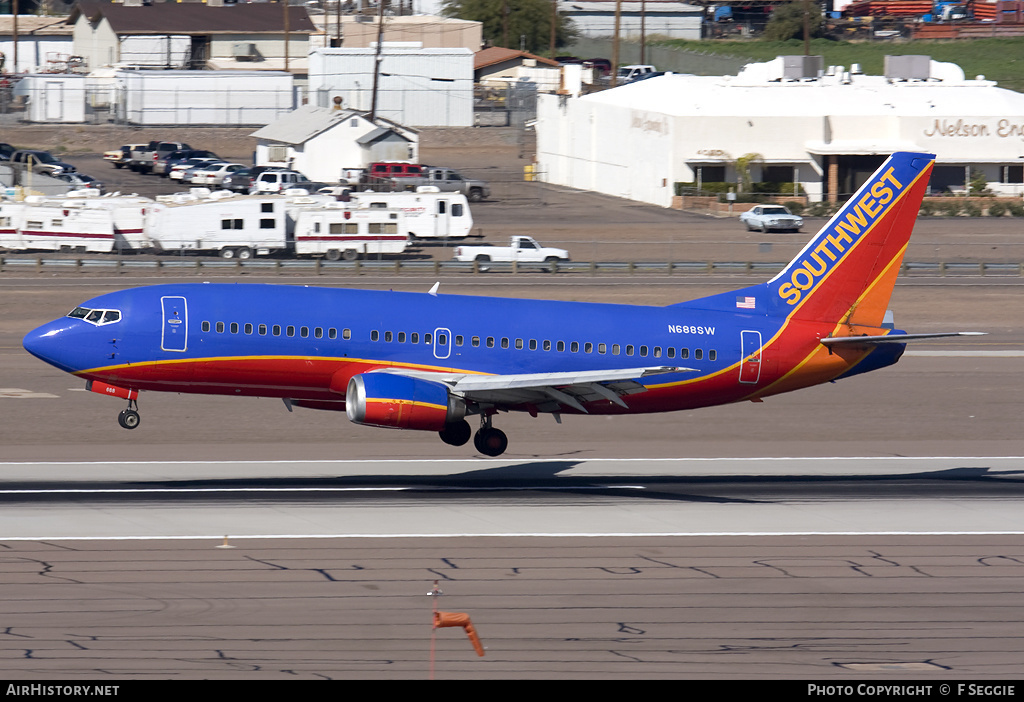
346, 373, 466, 431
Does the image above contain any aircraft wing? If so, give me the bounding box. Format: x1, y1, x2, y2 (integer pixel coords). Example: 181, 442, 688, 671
821, 332, 986, 346
375, 365, 695, 414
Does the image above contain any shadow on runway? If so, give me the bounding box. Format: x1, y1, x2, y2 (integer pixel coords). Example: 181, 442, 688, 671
1, 462, 1023, 506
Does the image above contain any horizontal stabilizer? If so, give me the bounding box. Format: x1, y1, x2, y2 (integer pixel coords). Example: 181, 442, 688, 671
821, 332, 986, 346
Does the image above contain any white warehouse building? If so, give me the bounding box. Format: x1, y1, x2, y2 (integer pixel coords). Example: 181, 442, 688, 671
308, 46, 474, 127
536, 56, 1024, 207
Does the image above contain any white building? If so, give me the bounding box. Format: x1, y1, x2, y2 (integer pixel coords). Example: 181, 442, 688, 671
308, 45, 474, 127
0, 14, 74, 74
251, 105, 419, 183
537, 56, 1024, 207
558, 1, 704, 41
119, 70, 295, 126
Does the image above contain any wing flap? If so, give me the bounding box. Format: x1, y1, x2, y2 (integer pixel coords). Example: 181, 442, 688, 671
372, 365, 695, 413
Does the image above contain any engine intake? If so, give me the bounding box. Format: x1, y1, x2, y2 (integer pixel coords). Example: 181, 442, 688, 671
346, 373, 465, 431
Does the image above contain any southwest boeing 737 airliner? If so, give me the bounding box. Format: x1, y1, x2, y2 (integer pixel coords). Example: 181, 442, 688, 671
23, 152, 979, 456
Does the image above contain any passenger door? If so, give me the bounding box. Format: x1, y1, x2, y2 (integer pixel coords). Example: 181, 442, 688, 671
161, 296, 188, 352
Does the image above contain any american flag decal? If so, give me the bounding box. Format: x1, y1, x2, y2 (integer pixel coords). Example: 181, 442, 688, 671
736, 296, 756, 309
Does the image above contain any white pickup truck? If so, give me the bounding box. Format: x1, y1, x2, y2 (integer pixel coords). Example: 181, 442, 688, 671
453, 235, 569, 264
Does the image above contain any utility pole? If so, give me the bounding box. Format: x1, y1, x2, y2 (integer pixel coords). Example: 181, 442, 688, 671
803, 0, 810, 56
370, 0, 386, 120
13, 0, 18, 74
640, 0, 646, 65
611, 0, 621, 87
283, 0, 291, 73
550, 0, 557, 58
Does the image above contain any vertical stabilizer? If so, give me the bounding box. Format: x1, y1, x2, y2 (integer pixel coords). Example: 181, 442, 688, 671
766, 152, 935, 326
679, 152, 935, 328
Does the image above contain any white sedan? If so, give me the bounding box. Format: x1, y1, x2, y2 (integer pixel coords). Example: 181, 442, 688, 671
189, 163, 248, 186
169, 157, 222, 182
739, 205, 803, 232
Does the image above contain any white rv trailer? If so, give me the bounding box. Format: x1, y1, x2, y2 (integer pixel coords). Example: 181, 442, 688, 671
11, 195, 117, 253
292, 205, 408, 261
0, 201, 27, 250
321, 187, 473, 240
0, 192, 154, 252
147, 191, 289, 258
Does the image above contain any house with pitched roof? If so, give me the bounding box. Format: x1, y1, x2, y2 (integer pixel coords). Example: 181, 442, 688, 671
68, 1, 318, 73
250, 104, 419, 183
474, 47, 561, 91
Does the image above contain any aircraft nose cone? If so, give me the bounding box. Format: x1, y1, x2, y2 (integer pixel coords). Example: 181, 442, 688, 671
23, 319, 79, 372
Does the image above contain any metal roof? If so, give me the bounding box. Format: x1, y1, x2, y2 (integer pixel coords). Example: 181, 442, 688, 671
251, 105, 359, 145
581, 60, 1024, 119
474, 47, 560, 71
68, 2, 317, 35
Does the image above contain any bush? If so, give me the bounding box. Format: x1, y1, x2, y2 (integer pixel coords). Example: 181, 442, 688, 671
782, 200, 804, 215
806, 201, 837, 217
963, 202, 982, 217
987, 202, 1006, 217
919, 201, 935, 216
1008, 202, 1024, 217
940, 200, 962, 217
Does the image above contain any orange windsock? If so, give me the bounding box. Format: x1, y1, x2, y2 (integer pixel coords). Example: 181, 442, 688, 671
434, 611, 484, 657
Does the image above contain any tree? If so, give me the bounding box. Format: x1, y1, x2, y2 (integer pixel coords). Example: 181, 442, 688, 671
442, 0, 577, 55
735, 153, 762, 194
763, 1, 824, 42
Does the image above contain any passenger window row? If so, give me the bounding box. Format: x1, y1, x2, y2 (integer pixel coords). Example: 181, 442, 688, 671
369, 329, 717, 361
199, 321, 717, 362
201, 321, 352, 341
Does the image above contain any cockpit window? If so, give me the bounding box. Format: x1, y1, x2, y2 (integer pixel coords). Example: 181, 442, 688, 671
67, 306, 123, 327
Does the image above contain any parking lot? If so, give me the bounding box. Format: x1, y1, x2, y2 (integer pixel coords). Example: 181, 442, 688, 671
4, 126, 1024, 266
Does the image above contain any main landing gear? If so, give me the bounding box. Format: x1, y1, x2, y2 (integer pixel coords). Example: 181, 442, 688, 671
437, 414, 508, 457
117, 398, 141, 430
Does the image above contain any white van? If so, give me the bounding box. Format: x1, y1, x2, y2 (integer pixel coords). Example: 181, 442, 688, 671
250, 170, 313, 194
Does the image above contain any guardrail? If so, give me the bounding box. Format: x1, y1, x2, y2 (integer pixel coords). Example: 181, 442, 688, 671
2, 256, 1023, 277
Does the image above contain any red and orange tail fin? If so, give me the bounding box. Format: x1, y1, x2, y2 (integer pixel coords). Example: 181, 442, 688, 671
765, 152, 935, 326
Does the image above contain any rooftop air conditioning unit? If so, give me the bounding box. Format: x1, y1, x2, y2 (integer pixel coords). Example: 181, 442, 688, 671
232, 43, 257, 60
885, 55, 930, 81
782, 55, 823, 80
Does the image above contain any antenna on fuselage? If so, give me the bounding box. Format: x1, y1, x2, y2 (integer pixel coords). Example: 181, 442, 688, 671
428, 282, 440, 297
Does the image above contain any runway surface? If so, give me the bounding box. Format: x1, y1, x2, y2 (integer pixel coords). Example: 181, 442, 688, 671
1, 280, 1023, 679
1, 456, 1024, 539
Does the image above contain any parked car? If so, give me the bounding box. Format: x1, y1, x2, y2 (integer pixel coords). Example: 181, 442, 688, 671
739, 205, 803, 232
10, 149, 76, 175
56, 173, 103, 192
368, 162, 424, 179
103, 143, 147, 169
615, 64, 657, 83
154, 149, 219, 177
168, 158, 223, 183
222, 166, 287, 194
249, 169, 313, 194
0, 143, 16, 161
189, 162, 247, 186
129, 141, 192, 174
